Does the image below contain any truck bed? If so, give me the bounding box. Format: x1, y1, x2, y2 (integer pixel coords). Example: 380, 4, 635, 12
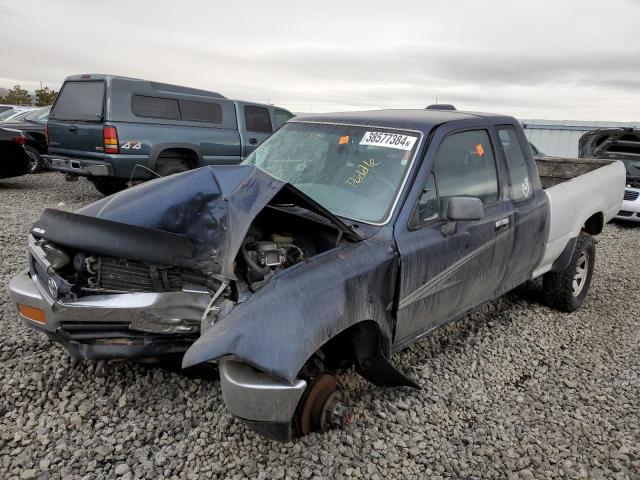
535, 156, 615, 188
532, 156, 626, 278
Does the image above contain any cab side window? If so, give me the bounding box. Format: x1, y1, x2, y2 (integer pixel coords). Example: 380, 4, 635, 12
274, 109, 294, 129
498, 126, 532, 202
433, 129, 499, 217
245, 106, 273, 133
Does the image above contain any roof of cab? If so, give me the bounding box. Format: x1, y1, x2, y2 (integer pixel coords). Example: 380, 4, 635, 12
63, 74, 226, 99
291, 109, 517, 135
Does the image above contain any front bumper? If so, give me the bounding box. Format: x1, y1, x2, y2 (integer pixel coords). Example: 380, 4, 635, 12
43, 154, 111, 177
8, 271, 210, 360
219, 359, 307, 442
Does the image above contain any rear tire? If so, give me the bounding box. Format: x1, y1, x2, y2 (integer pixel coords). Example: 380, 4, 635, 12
90, 178, 128, 196
156, 159, 190, 177
25, 146, 43, 174
542, 232, 595, 312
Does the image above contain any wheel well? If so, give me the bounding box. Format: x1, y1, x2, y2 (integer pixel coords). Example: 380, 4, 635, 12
583, 212, 604, 235
316, 320, 386, 371
156, 148, 198, 169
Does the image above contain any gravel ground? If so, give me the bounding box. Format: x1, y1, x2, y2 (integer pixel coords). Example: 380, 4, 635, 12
1, 172, 639, 480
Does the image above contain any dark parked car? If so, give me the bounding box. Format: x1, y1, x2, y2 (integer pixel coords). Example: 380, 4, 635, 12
1, 106, 50, 173
44, 74, 294, 195
10, 109, 625, 441
0, 127, 30, 179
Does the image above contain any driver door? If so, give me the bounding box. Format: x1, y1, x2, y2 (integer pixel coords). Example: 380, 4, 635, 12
393, 128, 514, 347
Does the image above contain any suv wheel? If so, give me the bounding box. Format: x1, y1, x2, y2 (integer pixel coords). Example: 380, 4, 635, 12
90, 178, 128, 196
542, 232, 595, 312
25, 146, 43, 174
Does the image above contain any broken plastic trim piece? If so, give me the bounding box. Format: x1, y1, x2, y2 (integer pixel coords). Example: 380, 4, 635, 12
201, 279, 229, 325
129, 317, 200, 334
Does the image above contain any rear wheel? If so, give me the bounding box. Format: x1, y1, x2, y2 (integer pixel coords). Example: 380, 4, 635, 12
90, 178, 128, 196
156, 159, 191, 177
542, 232, 595, 312
25, 146, 43, 174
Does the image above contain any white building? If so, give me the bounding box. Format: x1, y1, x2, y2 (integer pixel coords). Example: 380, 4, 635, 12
521, 119, 640, 157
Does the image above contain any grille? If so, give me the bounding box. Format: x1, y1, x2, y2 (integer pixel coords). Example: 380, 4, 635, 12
98, 258, 183, 293
618, 210, 633, 217
624, 190, 640, 201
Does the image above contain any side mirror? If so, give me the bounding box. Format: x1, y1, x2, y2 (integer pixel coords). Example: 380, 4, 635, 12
446, 197, 484, 221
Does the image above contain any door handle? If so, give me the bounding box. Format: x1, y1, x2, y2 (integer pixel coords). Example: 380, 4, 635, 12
68, 125, 77, 132
495, 218, 510, 230
249, 138, 258, 145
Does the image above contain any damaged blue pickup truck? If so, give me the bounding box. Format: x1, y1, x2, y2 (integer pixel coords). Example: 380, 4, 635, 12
9, 109, 625, 441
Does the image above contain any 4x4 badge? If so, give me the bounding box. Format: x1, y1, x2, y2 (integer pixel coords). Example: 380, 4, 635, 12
121, 141, 142, 150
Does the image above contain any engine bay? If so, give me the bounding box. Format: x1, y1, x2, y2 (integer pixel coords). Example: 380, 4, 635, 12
30, 202, 344, 335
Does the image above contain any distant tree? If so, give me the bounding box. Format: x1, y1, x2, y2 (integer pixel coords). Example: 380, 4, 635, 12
1, 84, 32, 105
34, 86, 58, 106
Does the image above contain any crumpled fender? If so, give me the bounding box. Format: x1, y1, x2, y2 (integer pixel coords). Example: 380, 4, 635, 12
182, 236, 398, 384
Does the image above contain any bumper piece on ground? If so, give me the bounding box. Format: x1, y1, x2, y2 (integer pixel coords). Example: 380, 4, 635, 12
219, 359, 307, 441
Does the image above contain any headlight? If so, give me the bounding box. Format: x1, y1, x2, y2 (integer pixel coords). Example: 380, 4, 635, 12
41, 243, 70, 271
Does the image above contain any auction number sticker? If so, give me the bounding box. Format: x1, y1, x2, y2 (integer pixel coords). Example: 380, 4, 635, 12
359, 131, 417, 151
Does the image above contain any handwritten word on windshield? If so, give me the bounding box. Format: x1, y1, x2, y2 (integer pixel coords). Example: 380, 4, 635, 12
345, 158, 380, 187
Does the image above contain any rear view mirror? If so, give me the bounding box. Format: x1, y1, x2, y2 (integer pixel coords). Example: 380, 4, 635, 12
446, 197, 484, 221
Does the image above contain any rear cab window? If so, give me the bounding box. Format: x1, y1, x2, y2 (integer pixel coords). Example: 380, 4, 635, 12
51, 81, 105, 122
497, 126, 533, 202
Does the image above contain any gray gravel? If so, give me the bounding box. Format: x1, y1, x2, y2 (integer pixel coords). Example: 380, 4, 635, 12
1, 172, 639, 480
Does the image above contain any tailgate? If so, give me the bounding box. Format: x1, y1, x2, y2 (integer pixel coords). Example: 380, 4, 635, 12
48, 80, 105, 157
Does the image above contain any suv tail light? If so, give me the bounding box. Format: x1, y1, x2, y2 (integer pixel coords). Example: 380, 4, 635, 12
13, 132, 26, 145
103, 126, 119, 154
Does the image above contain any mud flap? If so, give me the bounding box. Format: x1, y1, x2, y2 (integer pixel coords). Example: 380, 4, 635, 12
351, 324, 420, 389
356, 348, 420, 389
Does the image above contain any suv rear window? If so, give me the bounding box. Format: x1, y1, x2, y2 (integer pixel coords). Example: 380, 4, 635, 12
179, 100, 222, 123
245, 106, 273, 133
132, 95, 180, 120
51, 81, 105, 122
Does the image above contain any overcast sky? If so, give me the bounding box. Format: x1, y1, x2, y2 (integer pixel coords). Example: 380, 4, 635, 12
2, 0, 640, 121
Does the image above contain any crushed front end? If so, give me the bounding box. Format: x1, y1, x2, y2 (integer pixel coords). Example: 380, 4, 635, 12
7, 166, 288, 362
9, 233, 216, 360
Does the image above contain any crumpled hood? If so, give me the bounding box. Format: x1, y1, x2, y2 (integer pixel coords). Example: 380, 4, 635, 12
32, 165, 354, 279
78, 165, 285, 278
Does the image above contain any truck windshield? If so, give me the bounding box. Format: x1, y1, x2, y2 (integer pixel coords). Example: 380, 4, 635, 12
243, 122, 421, 223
